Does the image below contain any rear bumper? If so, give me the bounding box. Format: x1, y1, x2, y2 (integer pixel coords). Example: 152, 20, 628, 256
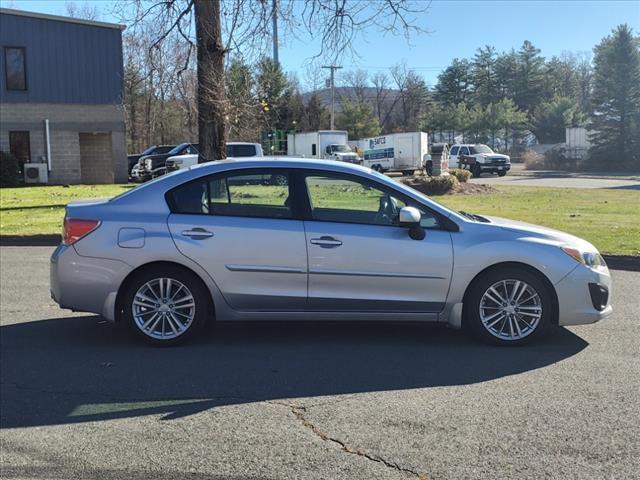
555, 264, 613, 326
50, 244, 131, 322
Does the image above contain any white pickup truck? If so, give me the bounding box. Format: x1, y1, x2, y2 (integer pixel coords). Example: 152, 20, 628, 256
449, 144, 511, 177
165, 142, 264, 172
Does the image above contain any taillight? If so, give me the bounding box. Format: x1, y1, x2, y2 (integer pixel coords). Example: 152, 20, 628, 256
63, 218, 100, 245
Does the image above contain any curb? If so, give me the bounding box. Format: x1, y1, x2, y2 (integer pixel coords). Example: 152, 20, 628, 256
1, 235, 638, 272
509, 170, 640, 181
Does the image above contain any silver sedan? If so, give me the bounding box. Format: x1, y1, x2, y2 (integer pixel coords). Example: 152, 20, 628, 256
51, 158, 612, 346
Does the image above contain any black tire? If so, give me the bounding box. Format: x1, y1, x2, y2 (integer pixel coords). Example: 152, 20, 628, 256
498, 171, 507, 177
472, 164, 482, 178
402, 170, 414, 176
463, 266, 555, 346
121, 265, 211, 346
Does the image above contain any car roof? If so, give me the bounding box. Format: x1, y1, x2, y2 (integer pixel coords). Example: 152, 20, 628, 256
188, 157, 371, 174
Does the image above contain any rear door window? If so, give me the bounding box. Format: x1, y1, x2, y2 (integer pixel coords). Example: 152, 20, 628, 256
450, 146, 459, 156
169, 170, 292, 219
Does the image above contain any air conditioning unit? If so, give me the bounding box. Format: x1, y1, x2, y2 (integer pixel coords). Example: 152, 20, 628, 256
24, 163, 49, 184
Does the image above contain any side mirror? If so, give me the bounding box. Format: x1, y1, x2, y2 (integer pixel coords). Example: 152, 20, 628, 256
399, 206, 426, 241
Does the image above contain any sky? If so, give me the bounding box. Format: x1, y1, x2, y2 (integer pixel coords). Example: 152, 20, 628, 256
3, 0, 639, 87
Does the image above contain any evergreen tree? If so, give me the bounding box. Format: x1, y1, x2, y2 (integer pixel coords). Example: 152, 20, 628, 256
434, 59, 472, 107
255, 57, 289, 130
305, 94, 330, 131
514, 41, 545, 114
336, 101, 381, 139
589, 24, 640, 170
532, 96, 584, 143
472, 46, 499, 107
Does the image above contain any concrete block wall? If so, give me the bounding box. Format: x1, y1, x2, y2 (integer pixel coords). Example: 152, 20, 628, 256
48, 131, 81, 184
79, 133, 113, 183
0, 102, 126, 184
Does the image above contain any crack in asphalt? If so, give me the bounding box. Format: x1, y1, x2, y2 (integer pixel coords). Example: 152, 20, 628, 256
270, 401, 429, 480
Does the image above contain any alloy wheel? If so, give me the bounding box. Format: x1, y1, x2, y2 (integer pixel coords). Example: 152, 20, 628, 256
132, 278, 196, 340
479, 279, 542, 341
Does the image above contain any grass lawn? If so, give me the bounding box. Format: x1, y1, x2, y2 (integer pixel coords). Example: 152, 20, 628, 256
1, 183, 638, 256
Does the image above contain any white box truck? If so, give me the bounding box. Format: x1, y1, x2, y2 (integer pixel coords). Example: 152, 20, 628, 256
357, 132, 429, 175
287, 130, 360, 164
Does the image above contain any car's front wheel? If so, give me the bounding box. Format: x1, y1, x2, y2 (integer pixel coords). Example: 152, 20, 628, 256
122, 266, 210, 346
464, 266, 554, 345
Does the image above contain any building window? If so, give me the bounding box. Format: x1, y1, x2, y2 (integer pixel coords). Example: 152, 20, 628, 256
9, 131, 31, 164
5, 47, 27, 91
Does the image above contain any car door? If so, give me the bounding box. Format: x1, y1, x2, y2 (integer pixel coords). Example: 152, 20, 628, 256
167, 169, 308, 310
301, 171, 453, 312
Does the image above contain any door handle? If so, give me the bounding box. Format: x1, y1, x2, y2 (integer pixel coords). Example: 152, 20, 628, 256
182, 228, 214, 239
310, 236, 342, 248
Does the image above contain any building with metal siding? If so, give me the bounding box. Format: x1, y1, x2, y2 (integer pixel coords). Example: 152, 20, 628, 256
0, 8, 127, 184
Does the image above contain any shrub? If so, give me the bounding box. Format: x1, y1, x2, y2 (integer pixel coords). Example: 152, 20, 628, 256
523, 151, 545, 170
401, 174, 459, 196
449, 168, 471, 183
0, 151, 21, 187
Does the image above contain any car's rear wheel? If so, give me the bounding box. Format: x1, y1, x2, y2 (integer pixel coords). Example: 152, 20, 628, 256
122, 266, 210, 346
472, 164, 482, 178
464, 266, 554, 345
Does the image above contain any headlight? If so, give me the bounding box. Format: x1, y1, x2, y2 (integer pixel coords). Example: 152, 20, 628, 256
561, 246, 607, 269
145, 158, 153, 169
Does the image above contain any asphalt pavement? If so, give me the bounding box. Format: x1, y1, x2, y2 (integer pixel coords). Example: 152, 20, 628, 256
469, 164, 640, 189
1, 247, 639, 480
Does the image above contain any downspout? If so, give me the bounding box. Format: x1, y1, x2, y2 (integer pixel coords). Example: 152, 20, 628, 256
44, 119, 52, 171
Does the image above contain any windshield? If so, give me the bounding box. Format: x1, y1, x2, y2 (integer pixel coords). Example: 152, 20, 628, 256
470, 144, 493, 154
167, 144, 190, 155
141, 146, 157, 155
152, 145, 175, 155
332, 145, 352, 153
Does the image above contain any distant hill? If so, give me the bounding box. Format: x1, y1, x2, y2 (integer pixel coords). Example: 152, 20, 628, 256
302, 87, 400, 113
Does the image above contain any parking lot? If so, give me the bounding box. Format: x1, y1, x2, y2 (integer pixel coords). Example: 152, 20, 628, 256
1, 246, 639, 480
469, 164, 640, 189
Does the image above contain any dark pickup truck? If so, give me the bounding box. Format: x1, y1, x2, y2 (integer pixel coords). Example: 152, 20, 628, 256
132, 143, 199, 182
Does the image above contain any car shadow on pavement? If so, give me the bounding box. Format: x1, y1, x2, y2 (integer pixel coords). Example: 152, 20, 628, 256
1, 315, 588, 429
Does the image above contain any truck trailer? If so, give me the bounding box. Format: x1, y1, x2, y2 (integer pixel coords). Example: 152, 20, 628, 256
287, 130, 360, 163
355, 132, 429, 175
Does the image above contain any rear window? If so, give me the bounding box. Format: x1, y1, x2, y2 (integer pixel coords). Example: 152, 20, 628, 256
168, 170, 292, 219
227, 144, 257, 157
450, 146, 459, 155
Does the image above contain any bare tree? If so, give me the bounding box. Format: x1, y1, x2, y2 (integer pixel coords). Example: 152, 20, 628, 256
65, 1, 101, 20
371, 71, 391, 125
119, 0, 429, 161
340, 69, 369, 103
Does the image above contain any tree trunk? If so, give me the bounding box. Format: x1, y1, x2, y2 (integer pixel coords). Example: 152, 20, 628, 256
195, 0, 226, 162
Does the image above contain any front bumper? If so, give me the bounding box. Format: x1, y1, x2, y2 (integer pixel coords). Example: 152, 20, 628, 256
50, 244, 131, 322
480, 164, 511, 172
555, 263, 613, 326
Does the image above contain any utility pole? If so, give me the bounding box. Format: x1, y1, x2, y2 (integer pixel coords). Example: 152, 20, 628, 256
322, 65, 342, 130
272, 0, 279, 64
